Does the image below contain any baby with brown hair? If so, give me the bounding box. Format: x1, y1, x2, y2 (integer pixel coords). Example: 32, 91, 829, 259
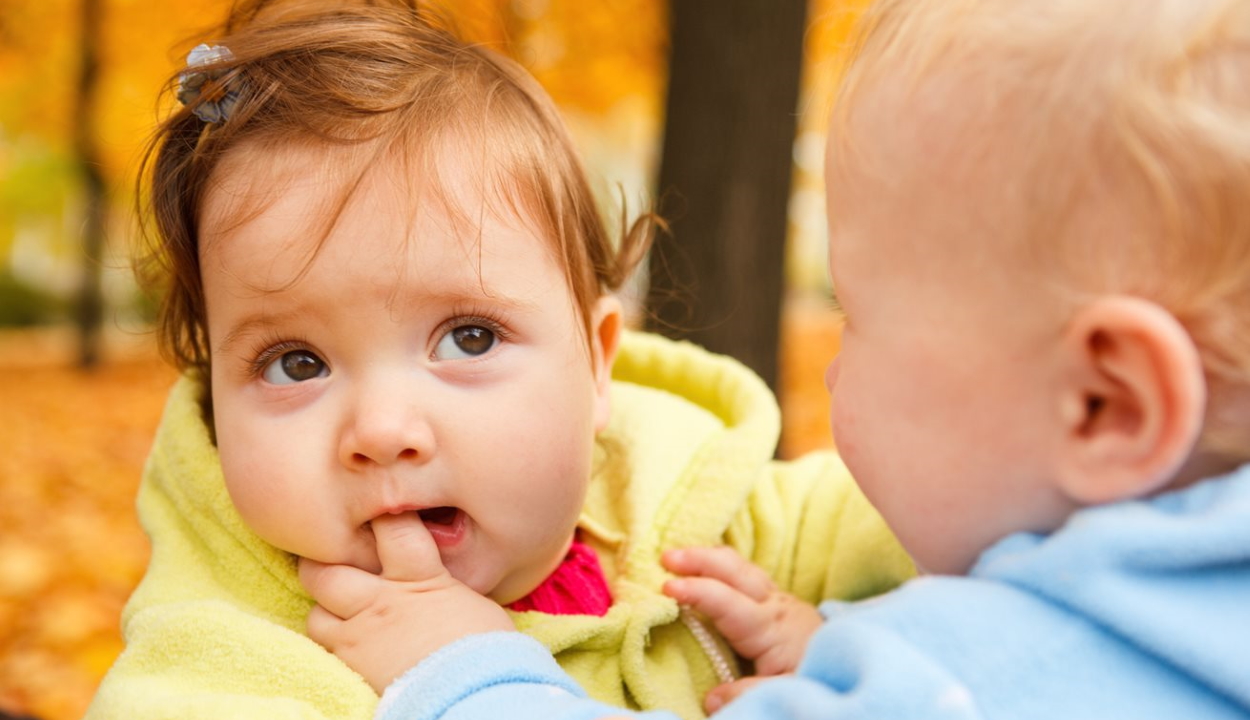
84, 2, 910, 718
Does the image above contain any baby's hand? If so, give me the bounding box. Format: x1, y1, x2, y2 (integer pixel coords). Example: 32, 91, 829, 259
662, 546, 822, 679
300, 513, 514, 694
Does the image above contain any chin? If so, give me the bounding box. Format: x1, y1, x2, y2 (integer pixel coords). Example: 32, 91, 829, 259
480, 572, 544, 606
447, 563, 501, 601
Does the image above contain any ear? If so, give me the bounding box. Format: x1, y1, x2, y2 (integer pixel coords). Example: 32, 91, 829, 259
589, 295, 623, 432
1055, 295, 1206, 505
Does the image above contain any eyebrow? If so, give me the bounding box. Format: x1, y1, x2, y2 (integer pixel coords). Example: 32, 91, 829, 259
215, 313, 298, 358
213, 288, 546, 357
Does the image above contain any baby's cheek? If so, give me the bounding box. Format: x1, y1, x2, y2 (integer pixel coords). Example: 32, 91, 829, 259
222, 468, 274, 537
828, 384, 856, 450
220, 444, 305, 554
828, 398, 871, 491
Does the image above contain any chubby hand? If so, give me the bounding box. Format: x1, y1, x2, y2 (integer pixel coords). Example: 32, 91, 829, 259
300, 513, 514, 694
662, 546, 823, 712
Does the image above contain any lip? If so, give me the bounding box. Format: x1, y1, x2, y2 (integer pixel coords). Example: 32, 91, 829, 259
366, 505, 467, 549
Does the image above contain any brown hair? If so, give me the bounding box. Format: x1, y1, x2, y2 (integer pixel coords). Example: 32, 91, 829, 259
136, 0, 655, 379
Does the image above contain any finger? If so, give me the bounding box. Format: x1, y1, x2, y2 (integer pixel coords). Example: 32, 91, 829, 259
305, 602, 342, 649
663, 576, 768, 645
298, 557, 379, 619
705, 676, 769, 715
371, 512, 446, 582
662, 546, 774, 601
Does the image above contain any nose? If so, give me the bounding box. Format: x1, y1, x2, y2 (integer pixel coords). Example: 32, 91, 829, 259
824, 355, 842, 395
338, 383, 436, 469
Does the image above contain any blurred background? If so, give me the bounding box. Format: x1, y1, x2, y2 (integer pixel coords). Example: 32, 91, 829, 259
0, 0, 867, 717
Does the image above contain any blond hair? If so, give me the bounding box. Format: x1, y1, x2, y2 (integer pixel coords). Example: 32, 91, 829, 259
137, 0, 654, 380
834, 0, 1250, 454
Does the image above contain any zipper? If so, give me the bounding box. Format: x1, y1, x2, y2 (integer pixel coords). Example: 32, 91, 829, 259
679, 606, 737, 685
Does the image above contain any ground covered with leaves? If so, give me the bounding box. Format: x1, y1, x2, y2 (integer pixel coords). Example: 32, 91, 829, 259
0, 329, 175, 719
0, 303, 838, 720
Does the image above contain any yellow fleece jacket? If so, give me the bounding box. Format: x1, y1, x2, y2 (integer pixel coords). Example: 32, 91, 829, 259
86, 331, 912, 720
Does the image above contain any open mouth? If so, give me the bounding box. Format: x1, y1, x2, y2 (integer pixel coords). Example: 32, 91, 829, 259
417, 506, 459, 526
415, 506, 464, 547
363, 506, 466, 549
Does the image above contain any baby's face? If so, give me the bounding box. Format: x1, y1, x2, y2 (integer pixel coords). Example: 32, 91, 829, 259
199, 143, 611, 604
821, 88, 1076, 575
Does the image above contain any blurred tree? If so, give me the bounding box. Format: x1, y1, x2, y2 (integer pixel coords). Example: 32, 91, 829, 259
73, 0, 106, 367
646, 0, 808, 392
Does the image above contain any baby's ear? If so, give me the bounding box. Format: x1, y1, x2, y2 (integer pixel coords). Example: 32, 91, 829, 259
1054, 296, 1205, 505
590, 295, 623, 432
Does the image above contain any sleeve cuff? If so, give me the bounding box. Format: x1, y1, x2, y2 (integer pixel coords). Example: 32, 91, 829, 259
376, 631, 584, 720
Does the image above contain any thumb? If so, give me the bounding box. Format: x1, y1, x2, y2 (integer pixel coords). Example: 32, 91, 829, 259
370, 512, 447, 582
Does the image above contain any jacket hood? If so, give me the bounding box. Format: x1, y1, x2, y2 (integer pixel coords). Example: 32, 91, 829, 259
579, 330, 781, 576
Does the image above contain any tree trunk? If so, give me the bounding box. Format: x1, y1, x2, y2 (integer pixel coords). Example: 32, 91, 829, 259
74, 0, 106, 368
645, 0, 808, 392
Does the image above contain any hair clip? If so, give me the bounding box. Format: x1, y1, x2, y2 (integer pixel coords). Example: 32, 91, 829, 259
177, 43, 241, 124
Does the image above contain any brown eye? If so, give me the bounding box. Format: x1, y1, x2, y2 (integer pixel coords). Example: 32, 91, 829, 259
452, 326, 495, 355
435, 325, 498, 359
262, 349, 328, 384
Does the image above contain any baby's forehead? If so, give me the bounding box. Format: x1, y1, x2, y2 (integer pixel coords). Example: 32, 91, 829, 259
201, 136, 546, 253
829, 73, 1023, 210
199, 140, 562, 298
827, 65, 1155, 312
203, 140, 341, 222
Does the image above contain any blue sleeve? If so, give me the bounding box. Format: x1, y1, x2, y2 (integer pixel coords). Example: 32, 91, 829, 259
377, 622, 986, 720
375, 632, 678, 720
712, 618, 985, 720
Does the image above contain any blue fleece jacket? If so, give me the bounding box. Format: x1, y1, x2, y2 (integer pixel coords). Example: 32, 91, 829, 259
375, 464, 1250, 720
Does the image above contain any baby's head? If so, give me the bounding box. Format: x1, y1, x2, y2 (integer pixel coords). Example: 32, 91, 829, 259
139, 0, 650, 602
824, 0, 1250, 574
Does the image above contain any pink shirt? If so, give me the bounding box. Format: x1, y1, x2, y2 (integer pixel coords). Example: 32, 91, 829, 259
507, 536, 612, 616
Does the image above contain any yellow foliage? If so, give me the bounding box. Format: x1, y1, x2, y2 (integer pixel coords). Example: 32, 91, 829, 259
0, 0, 670, 193
0, 332, 175, 720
